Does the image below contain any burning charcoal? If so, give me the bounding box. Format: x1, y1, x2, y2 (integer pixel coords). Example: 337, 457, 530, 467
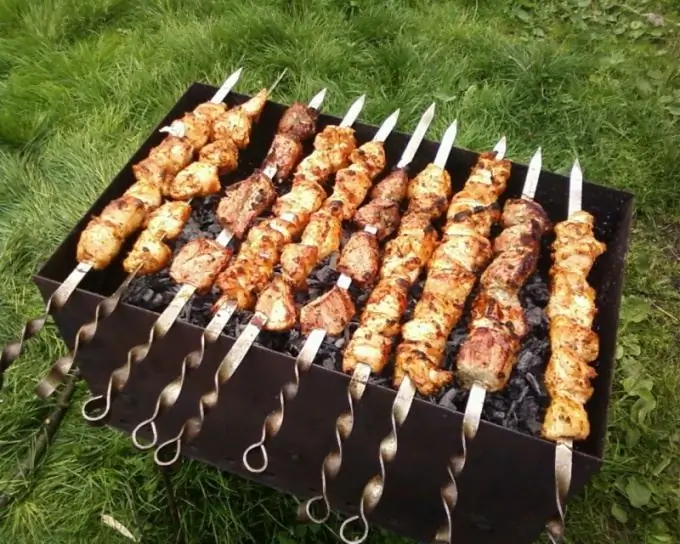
321, 357, 335, 370
525, 306, 545, 328
439, 387, 459, 410
525, 372, 546, 397
315, 265, 335, 284
516, 350, 542, 372
334, 337, 345, 348
141, 289, 155, 304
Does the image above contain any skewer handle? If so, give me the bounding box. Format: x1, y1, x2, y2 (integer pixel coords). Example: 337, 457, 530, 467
1, 263, 90, 391
298, 363, 370, 524
546, 440, 572, 543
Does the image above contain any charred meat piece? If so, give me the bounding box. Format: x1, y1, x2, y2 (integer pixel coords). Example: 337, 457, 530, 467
124, 182, 162, 212
99, 195, 147, 239
199, 138, 239, 175
392, 348, 454, 396
292, 150, 333, 185
193, 102, 228, 124
167, 112, 211, 150
123, 230, 172, 276
132, 157, 169, 189
541, 396, 591, 442
406, 164, 452, 217
343, 328, 394, 374
256, 276, 297, 331
300, 286, 355, 336
144, 201, 192, 240
239, 88, 269, 121
77, 218, 125, 270
213, 107, 252, 149
337, 231, 380, 286
313, 126, 357, 170
277, 102, 318, 141
370, 168, 409, 202
353, 198, 401, 240
380, 213, 439, 283
169, 238, 232, 293
326, 164, 372, 220
148, 136, 194, 176
272, 179, 326, 219
166, 162, 221, 200
216, 170, 277, 239
263, 133, 304, 182
348, 141, 386, 179
359, 276, 409, 337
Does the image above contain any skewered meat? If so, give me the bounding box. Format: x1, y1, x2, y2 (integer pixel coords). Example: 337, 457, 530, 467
239, 88, 268, 121
313, 126, 357, 170
148, 136, 194, 176
193, 102, 228, 124
277, 102, 319, 141
132, 157, 169, 189
369, 168, 409, 202
255, 276, 296, 331
293, 150, 334, 185
199, 138, 239, 174
124, 182, 162, 212
324, 164, 373, 220
353, 199, 400, 241
166, 112, 211, 150
216, 170, 277, 239
348, 141, 387, 179
542, 210, 605, 441
169, 238, 233, 293
392, 153, 513, 395
98, 195, 147, 238
300, 287, 355, 336
272, 179, 326, 220
213, 107, 252, 149
76, 217, 125, 270
123, 230, 172, 275
262, 134, 304, 182
337, 231, 380, 286
406, 164, 452, 216
166, 162, 221, 201
144, 201, 192, 240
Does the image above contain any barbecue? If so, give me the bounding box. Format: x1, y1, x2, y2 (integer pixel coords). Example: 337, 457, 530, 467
338, 138, 510, 544
542, 161, 606, 544
124, 90, 331, 448
239, 104, 437, 480
78, 75, 303, 422
434, 148, 549, 544
0, 68, 248, 393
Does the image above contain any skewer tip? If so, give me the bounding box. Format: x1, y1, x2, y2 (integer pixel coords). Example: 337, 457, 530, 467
268, 68, 288, 94
309, 87, 328, 110
571, 157, 581, 174
493, 136, 507, 158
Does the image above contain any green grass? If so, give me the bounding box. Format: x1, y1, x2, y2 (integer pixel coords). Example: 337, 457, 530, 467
1, 0, 679, 542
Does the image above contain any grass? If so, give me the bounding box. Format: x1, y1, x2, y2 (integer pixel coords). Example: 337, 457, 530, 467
1, 0, 679, 542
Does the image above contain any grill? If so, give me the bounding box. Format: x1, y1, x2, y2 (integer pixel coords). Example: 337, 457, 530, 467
30, 82, 633, 544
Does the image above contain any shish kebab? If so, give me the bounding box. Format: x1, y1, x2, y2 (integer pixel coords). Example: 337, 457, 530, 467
79, 82, 318, 423
33, 71, 278, 399
433, 149, 549, 544
542, 161, 605, 544
150, 99, 394, 467
0, 67, 245, 392
127, 92, 334, 449
338, 141, 510, 544
241, 105, 440, 474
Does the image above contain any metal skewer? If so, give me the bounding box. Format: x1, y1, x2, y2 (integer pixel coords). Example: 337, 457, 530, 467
434, 146, 543, 544
242, 104, 438, 478
338, 135, 506, 544
0, 68, 246, 394
80, 71, 289, 423
545, 158, 582, 544
127, 87, 329, 449
152, 94, 368, 467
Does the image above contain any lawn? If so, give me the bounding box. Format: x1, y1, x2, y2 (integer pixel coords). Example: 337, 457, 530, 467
1, 0, 679, 542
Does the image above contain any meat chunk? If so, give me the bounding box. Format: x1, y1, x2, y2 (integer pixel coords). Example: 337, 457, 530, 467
166, 162, 221, 200
99, 195, 147, 238
216, 170, 277, 239
124, 182, 162, 212
343, 328, 394, 374
255, 276, 297, 331
199, 138, 239, 174
392, 348, 454, 396
406, 164, 452, 217
193, 102, 227, 124
166, 112, 211, 150
277, 102, 319, 141
370, 168, 409, 202
541, 396, 590, 441
456, 326, 520, 392
148, 136, 194, 175
144, 201, 192, 240
132, 157, 169, 189
300, 286, 355, 336
359, 277, 409, 336
348, 141, 386, 179
353, 198, 401, 240
292, 150, 333, 185
169, 238, 232, 293
313, 126, 357, 170
337, 231, 380, 286
76, 218, 125, 270
123, 230, 172, 276
326, 164, 372, 219
239, 88, 268, 121
262, 133, 304, 182
213, 107, 252, 149
272, 179, 326, 219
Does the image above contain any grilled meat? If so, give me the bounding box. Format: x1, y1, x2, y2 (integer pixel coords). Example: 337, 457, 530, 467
213, 107, 252, 149
166, 162, 221, 200
272, 179, 326, 221
325, 164, 372, 220
313, 126, 357, 170
148, 136, 194, 176
144, 201, 192, 240
300, 286, 355, 336
166, 112, 211, 150
406, 163, 453, 217
169, 238, 233, 293
263, 134, 303, 182
337, 231, 380, 286
193, 102, 228, 124
199, 138, 239, 175
216, 170, 277, 239
370, 168, 409, 202
351, 168, 409, 240
542, 210, 605, 442
277, 102, 318, 141
256, 276, 297, 331
132, 157, 169, 189
124, 182, 162, 212
76, 217, 125, 270
99, 195, 147, 238
123, 230, 172, 276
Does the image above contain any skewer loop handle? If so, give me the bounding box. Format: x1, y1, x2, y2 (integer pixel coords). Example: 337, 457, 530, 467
242, 440, 270, 474
154, 429, 185, 467
339, 510, 370, 544
131, 413, 160, 450
545, 439, 572, 543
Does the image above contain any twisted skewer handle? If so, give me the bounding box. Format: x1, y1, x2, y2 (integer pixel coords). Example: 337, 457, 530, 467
1, 263, 91, 391
435, 382, 485, 543
545, 440, 572, 543
154, 313, 266, 467
81, 283, 196, 422
242, 328, 326, 473
35, 269, 141, 399
339, 376, 415, 544
131, 302, 237, 450
298, 363, 370, 524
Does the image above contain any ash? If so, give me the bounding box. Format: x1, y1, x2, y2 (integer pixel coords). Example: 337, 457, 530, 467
123, 196, 551, 439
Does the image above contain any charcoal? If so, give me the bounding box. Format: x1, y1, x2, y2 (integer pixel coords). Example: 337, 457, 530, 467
123, 194, 555, 441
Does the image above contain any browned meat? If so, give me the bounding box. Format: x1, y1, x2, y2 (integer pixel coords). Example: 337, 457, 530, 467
76, 218, 125, 270
132, 157, 169, 189
255, 276, 297, 331
337, 231, 380, 286
370, 168, 409, 202
353, 199, 401, 240
99, 195, 147, 238
167, 112, 211, 150
148, 136, 194, 175
262, 133, 304, 182
213, 108, 252, 149
166, 162, 221, 200
239, 88, 268, 121
313, 126, 357, 170
272, 179, 326, 220
292, 150, 334, 185
299, 286, 355, 336
144, 201, 192, 240
406, 164, 452, 217
348, 141, 386, 179
124, 182, 162, 212
277, 102, 319, 141
193, 102, 227, 124
216, 170, 277, 239
169, 238, 233, 293
325, 164, 372, 219
343, 328, 394, 374
199, 138, 239, 174
123, 230, 172, 276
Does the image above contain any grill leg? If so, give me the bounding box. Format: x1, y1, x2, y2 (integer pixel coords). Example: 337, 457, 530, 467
158, 464, 185, 544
